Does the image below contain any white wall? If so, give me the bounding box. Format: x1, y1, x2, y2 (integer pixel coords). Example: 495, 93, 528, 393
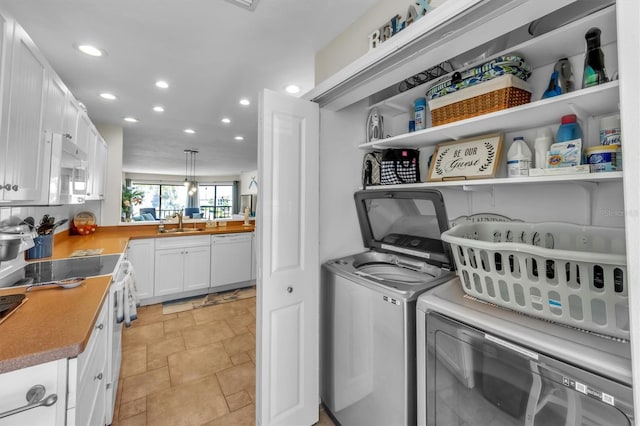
240, 170, 258, 195
315, 0, 449, 84
96, 123, 123, 226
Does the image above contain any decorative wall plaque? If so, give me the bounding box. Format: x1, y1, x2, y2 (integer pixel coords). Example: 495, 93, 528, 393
427, 133, 503, 181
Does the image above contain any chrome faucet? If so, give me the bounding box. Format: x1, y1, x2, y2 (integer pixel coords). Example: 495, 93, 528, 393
172, 212, 184, 230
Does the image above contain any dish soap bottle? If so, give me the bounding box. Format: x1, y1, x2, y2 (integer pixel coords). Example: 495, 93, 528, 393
534, 128, 554, 169
582, 27, 608, 88
507, 136, 532, 177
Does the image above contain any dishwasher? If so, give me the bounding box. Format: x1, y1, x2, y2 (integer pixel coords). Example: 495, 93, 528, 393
210, 233, 253, 288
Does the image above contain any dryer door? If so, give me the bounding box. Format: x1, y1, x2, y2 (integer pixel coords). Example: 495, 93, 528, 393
424, 312, 633, 426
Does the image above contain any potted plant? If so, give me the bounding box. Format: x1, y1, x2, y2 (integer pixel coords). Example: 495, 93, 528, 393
121, 185, 144, 221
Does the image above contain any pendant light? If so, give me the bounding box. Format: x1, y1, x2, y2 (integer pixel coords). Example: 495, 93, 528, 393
183, 150, 189, 187
184, 149, 198, 196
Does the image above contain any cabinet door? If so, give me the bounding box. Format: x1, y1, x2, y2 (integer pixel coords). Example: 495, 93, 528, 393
0, 359, 68, 425
127, 239, 155, 300
75, 110, 91, 154
154, 248, 184, 296
1, 23, 48, 202
62, 94, 80, 144
183, 245, 211, 291
42, 71, 66, 134
93, 136, 107, 199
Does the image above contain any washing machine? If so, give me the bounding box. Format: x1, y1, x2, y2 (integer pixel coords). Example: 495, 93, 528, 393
417, 280, 633, 426
321, 189, 456, 426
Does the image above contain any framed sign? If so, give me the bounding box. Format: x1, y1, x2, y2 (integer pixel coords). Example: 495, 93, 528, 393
427, 133, 503, 181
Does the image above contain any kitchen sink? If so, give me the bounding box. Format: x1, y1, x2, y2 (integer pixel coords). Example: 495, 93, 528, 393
158, 228, 205, 234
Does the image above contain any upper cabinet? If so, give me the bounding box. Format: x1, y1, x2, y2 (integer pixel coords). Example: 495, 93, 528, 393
0, 17, 50, 202
0, 7, 107, 205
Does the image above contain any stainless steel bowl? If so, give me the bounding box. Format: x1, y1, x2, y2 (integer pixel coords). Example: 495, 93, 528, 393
0, 235, 22, 261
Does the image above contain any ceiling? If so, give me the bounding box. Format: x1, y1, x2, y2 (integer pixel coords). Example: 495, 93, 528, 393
0, 0, 379, 177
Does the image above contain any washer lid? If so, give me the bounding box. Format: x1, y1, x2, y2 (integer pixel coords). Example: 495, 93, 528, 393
354, 189, 452, 269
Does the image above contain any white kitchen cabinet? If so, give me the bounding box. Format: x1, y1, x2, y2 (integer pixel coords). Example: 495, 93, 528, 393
0, 359, 67, 425
42, 71, 67, 135
251, 232, 256, 281
62, 94, 81, 147
0, 20, 49, 202
126, 238, 155, 300
211, 233, 252, 288
85, 128, 107, 200
75, 110, 91, 155
155, 235, 210, 296
67, 297, 108, 426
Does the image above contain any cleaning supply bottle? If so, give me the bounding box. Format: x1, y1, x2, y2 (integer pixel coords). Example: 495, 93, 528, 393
533, 128, 554, 169
556, 114, 582, 142
582, 27, 608, 88
507, 136, 532, 177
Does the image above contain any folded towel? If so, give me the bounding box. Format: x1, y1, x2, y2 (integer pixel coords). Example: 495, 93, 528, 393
116, 261, 139, 327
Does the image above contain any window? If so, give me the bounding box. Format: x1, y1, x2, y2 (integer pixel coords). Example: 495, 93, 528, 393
133, 183, 187, 219
130, 182, 234, 220
199, 184, 233, 219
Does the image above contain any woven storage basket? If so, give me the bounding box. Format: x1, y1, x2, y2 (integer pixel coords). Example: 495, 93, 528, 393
429, 74, 532, 126
441, 222, 628, 339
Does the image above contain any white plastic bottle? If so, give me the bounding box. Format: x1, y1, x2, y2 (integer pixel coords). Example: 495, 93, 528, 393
507, 136, 532, 177
533, 128, 554, 169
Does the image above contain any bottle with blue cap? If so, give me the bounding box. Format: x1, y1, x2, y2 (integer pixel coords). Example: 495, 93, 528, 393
507, 136, 532, 177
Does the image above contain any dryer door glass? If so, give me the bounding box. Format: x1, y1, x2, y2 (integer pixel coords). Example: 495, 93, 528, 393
425, 313, 633, 426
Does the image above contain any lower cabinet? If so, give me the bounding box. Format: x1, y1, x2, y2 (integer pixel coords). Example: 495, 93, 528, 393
126, 239, 155, 299
154, 235, 211, 296
0, 298, 108, 426
67, 297, 108, 426
0, 359, 68, 425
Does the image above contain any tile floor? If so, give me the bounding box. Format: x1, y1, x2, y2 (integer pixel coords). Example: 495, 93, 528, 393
111, 296, 334, 426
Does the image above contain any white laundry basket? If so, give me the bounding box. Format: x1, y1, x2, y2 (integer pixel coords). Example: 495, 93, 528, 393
441, 222, 628, 339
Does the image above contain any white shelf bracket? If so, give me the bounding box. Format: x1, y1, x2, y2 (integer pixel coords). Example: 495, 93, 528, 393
462, 184, 495, 206
573, 181, 597, 225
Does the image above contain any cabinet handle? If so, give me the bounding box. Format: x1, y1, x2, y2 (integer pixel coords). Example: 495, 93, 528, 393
95, 323, 104, 330
0, 385, 58, 419
95, 373, 103, 381
10, 185, 18, 192
64, 133, 72, 140
2, 184, 10, 191
287, 286, 293, 293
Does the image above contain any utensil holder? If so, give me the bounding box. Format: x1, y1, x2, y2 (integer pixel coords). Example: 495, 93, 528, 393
26, 234, 53, 259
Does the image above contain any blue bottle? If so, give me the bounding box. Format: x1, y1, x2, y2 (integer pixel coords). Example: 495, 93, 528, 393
556, 114, 582, 142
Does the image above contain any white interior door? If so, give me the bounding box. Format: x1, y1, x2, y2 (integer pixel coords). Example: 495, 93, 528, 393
257, 89, 319, 425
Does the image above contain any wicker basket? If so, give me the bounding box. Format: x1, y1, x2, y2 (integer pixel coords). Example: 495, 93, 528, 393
429, 74, 532, 126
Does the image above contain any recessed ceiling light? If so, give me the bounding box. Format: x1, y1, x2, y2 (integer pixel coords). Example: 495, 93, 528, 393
221, 117, 231, 124
234, 136, 244, 141
100, 93, 116, 100
77, 44, 104, 57
285, 84, 300, 94
124, 117, 138, 123
184, 128, 196, 134
239, 98, 250, 106
155, 80, 169, 89
153, 106, 165, 112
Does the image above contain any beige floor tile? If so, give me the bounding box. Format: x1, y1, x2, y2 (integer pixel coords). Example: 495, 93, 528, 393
120, 366, 171, 404
181, 320, 235, 349
122, 322, 165, 346
192, 304, 233, 324
162, 311, 195, 334
147, 375, 229, 426
248, 347, 256, 364
119, 397, 146, 421
226, 312, 255, 335
113, 411, 146, 426
120, 345, 147, 378
248, 306, 256, 317
132, 304, 175, 326
147, 335, 186, 370
216, 362, 255, 396
203, 403, 255, 426
222, 332, 255, 355
315, 407, 336, 426
226, 390, 252, 411
230, 352, 251, 365
167, 342, 233, 386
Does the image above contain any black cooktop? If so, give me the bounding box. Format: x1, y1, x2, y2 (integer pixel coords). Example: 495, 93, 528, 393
4, 254, 122, 287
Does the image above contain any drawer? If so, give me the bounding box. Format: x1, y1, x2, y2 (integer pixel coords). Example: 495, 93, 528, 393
155, 234, 210, 249
74, 321, 107, 426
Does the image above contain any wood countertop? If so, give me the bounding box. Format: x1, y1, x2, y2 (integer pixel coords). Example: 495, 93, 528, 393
0, 221, 255, 374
